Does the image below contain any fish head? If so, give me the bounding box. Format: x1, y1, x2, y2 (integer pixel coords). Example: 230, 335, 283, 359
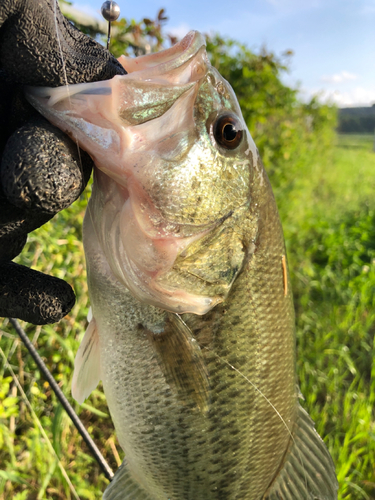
26, 31, 259, 315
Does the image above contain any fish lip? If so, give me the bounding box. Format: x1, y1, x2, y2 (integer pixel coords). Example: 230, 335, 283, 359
25, 31, 206, 109
117, 31, 206, 76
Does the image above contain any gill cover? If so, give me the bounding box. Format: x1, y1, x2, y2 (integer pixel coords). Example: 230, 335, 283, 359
26, 31, 256, 314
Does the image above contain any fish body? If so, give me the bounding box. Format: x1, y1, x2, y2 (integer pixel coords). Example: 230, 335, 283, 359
27, 32, 338, 499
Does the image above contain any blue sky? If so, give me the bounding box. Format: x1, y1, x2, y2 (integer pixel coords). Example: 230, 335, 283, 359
72, 0, 375, 107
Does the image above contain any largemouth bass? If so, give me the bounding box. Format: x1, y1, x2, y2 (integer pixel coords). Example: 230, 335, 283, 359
27, 31, 338, 499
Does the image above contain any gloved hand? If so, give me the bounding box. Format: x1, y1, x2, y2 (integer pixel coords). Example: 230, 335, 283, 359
0, 0, 126, 324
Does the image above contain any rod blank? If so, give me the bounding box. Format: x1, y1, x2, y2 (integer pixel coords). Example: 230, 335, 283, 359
10, 317, 114, 482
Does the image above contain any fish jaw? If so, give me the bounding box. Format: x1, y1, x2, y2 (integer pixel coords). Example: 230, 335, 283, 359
25, 31, 207, 178
87, 168, 240, 315
26, 31, 256, 314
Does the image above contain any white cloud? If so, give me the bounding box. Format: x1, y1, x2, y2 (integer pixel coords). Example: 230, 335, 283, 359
301, 86, 375, 107
168, 23, 192, 41
320, 71, 358, 84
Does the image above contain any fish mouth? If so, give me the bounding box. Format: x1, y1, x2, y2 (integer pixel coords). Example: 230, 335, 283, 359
24, 30, 209, 192
26, 31, 246, 315
117, 31, 207, 76
26, 31, 207, 106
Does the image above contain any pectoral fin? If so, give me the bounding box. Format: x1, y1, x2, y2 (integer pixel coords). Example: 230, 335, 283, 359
72, 316, 101, 404
265, 404, 338, 500
148, 313, 210, 413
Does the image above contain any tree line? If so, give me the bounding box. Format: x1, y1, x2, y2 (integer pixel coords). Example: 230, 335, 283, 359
337, 106, 375, 134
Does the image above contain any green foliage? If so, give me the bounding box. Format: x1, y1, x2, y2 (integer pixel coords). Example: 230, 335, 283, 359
206, 35, 337, 192
282, 134, 375, 499
0, 188, 123, 499
109, 9, 169, 57
0, 5, 372, 499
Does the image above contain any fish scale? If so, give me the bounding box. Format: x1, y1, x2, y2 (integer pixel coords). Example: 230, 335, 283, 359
192, 197, 293, 498
92, 176, 291, 499
88, 193, 291, 499
26, 30, 338, 499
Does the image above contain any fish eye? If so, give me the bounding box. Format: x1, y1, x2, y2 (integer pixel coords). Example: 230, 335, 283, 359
213, 113, 243, 150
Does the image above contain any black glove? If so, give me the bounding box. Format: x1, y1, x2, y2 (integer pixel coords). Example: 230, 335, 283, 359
0, 0, 126, 324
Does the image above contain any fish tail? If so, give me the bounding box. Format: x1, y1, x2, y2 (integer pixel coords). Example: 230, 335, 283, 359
264, 403, 338, 500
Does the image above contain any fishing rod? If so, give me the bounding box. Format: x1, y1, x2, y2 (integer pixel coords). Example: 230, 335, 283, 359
10, 318, 114, 482
6, 2, 123, 482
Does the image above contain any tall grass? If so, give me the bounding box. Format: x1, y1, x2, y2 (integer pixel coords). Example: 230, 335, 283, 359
0, 187, 121, 499
281, 134, 375, 499
0, 134, 374, 498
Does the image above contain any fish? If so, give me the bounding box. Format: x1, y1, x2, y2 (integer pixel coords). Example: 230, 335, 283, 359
26, 31, 338, 499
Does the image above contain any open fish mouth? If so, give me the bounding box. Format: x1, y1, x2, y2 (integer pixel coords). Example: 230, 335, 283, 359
26, 31, 250, 315
118, 30, 207, 77
27, 31, 207, 106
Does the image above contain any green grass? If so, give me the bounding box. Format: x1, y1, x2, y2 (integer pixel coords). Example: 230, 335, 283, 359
278, 134, 375, 226
0, 187, 121, 499
280, 133, 375, 499
0, 133, 374, 499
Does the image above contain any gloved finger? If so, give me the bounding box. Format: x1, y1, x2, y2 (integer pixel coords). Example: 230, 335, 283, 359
0, 226, 27, 263
0, 190, 53, 262
0, 0, 126, 87
0, 262, 75, 324
0, 79, 43, 156
1, 116, 92, 213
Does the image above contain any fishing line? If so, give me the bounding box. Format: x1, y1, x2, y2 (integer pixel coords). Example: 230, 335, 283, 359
210, 350, 294, 433
0, 345, 80, 500
204, 347, 309, 492
53, 0, 69, 89
53, 0, 86, 192
9, 318, 114, 482
81, 1, 122, 264
6, 4, 121, 485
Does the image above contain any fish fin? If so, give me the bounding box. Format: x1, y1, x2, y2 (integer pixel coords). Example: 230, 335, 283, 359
103, 462, 154, 500
72, 317, 101, 404
147, 313, 210, 413
264, 404, 338, 500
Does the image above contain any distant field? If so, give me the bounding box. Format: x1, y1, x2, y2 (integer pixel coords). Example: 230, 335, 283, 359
338, 133, 374, 145
278, 133, 375, 225
337, 106, 375, 134
0, 133, 374, 499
